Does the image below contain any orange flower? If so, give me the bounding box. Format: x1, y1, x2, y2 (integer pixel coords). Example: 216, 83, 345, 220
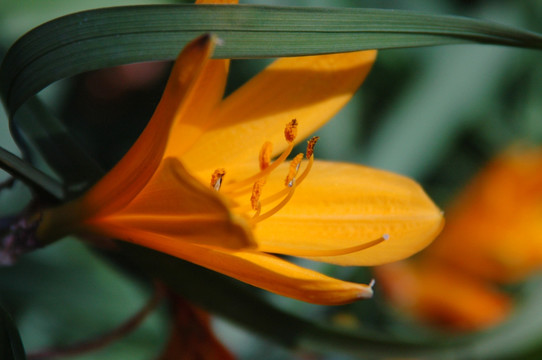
158, 295, 235, 360
426, 146, 542, 283
376, 146, 542, 330
376, 261, 512, 331
37, 34, 442, 305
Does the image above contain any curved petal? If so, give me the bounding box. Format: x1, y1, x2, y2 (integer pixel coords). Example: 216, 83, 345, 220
181, 50, 377, 173
163, 58, 229, 158
247, 160, 443, 265
375, 262, 512, 331
159, 296, 235, 360
105, 228, 373, 304
37, 35, 218, 242
84, 35, 218, 218
424, 146, 542, 283
162, 1, 236, 158
89, 158, 254, 250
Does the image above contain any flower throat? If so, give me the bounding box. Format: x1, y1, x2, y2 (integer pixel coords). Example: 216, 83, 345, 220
209, 119, 315, 224
209, 119, 388, 257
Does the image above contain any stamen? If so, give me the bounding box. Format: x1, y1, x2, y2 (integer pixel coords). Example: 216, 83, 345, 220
250, 179, 266, 211
284, 119, 298, 143
222, 143, 292, 194
306, 136, 319, 158
285, 153, 304, 187
251, 179, 297, 223
210, 168, 226, 191
250, 143, 318, 209
292, 150, 314, 185
222, 120, 298, 192
215, 120, 320, 226
234, 132, 319, 215
259, 141, 273, 170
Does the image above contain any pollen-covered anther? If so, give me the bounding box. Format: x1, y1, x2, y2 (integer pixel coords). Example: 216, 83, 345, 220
285, 153, 304, 187
210, 168, 226, 191
251, 182, 296, 224
306, 136, 320, 158
259, 141, 273, 170
222, 122, 297, 193
250, 179, 266, 212
284, 119, 298, 143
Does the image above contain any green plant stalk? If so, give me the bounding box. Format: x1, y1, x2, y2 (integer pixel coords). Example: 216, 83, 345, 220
0, 146, 64, 201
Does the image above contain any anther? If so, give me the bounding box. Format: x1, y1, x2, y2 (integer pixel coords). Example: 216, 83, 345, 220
285, 153, 304, 187
247, 137, 318, 209
222, 122, 296, 192
250, 179, 266, 211
306, 136, 319, 158
284, 119, 298, 143
259, 141, 273, 170
210, 168, 226, 191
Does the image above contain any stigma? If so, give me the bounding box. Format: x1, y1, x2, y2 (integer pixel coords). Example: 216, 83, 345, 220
209, 119, 317, 225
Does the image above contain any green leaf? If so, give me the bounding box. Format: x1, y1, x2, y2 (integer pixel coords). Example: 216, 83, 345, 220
0, 145, 64, 201
0, 305, 26, 360
2, 4, 542, 119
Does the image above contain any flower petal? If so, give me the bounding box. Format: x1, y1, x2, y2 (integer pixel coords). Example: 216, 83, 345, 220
375, 261, 512, 331
163, 59, 230, 158
181, 50, 377, 173
38, 35, 218, 242
158, 295, 235, 360
250, 160, 443, 265
85, 35, 218, 217
102, 227, 373, 305
162, 1, 236, 159
424, 146, 542, 283
89, 158, 254, 250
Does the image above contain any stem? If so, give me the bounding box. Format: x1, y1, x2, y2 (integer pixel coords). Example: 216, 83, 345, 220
0, 146, 64, 201
27, 283, 164, 359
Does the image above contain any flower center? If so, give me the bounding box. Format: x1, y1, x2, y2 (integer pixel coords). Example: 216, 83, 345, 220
208, 119, 389, 256
209, 119, 317, 225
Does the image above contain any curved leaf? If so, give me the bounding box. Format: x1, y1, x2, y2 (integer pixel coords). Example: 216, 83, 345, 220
0, 145, 64, 201
2, 4, 542, 118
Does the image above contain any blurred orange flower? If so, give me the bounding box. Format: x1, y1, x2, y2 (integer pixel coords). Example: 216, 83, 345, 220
37, 33, 443, 305
158, 295, 235, 360
376, 146, 542, 330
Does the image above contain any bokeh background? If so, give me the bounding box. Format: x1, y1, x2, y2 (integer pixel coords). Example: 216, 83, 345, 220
1, 0, 542, 359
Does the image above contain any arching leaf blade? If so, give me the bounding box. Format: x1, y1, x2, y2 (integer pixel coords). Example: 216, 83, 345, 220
2, 4, 542, 118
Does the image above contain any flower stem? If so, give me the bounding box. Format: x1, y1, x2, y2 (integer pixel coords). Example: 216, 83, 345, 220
27, 283, 164, 359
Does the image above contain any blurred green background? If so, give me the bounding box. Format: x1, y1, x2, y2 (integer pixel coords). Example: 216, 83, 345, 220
1, 0, 542, 359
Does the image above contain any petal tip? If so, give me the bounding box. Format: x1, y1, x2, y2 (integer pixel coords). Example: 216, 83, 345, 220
357, 281, 374, 300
